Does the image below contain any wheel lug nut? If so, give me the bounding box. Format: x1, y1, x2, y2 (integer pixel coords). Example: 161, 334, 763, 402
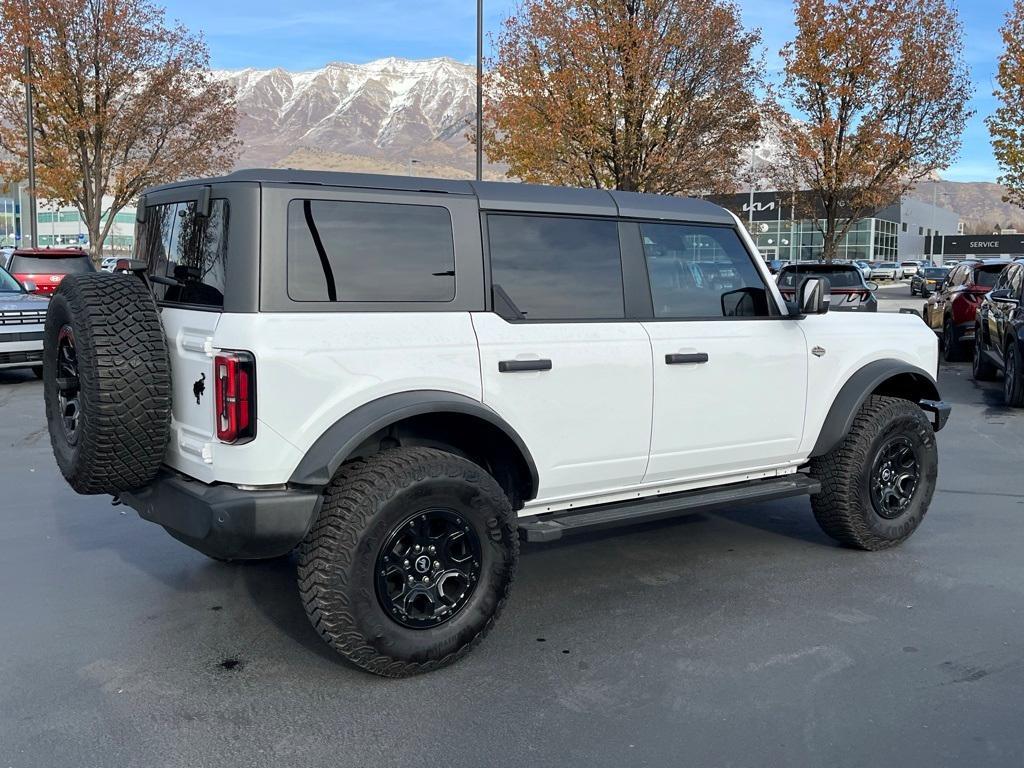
421, 576, 429, 583
428, 545, 436, 553
407, 575, 414, 583
403, 559, 409, 567
433, 560, 440, 569
414, 545, 422, 553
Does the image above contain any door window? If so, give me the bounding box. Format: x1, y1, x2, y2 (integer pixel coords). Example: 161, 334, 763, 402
487, 214, 624, 320
639, 223, 772, 318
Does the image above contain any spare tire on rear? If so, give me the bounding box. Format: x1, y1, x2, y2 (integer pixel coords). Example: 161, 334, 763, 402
44, 272, 172, 495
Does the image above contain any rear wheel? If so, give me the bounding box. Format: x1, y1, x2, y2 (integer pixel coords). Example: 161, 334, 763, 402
810, 396, 937, 550
942, 317, 965, 362
972, 328, 998, 381
297, 447, 518, 677
1004, 342, 1024, 407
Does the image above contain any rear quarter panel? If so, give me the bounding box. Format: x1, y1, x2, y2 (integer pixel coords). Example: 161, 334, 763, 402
210, 312, 482, 485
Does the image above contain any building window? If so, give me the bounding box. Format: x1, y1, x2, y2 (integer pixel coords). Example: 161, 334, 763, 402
919, 226, 923, 236
902, 222, 908, 232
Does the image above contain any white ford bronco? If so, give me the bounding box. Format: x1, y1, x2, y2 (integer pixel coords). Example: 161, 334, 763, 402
43, 170, 949, 677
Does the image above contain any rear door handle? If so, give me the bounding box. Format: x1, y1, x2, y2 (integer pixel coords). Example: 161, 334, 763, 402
498, 359, 553, 373
665, 353, 709, 365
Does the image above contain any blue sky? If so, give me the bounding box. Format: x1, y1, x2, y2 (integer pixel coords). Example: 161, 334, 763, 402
162, 0, 1012, 183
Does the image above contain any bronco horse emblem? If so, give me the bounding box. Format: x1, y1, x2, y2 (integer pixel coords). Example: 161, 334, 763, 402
193, 372, 206, 405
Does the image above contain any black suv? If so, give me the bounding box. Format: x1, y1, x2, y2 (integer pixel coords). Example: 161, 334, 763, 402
973, 258, 1024, 405
776, 263, 878, 312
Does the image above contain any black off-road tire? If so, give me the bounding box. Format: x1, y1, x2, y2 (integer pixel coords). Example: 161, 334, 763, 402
43, 273, 172, 494
297, 447, 518, 677
1004, 342, 1024, 408
972, 327, 998, 381
810, 396, 937, 551
943, 317, 965, 362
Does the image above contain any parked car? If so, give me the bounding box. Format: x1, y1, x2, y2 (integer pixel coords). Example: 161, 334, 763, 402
852, 260, 873, 279
0, 264, 48, 377
99, 256, 119, 272
776, 263, 878, 312
41, 169, 948, 677
872, 262, 903, 280
923, 259, 1008, 361
900, 260, 922, 277
910, 266, 949, 297
973, 259, 1024, 405
4, 248, 95, 295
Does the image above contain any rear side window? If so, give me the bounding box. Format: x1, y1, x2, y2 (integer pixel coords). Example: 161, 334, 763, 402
778, 267, 862, 288
640, 223, 771, 318
287, 199, 455, 302
138, 199, 229, 308
487, 214, 624, 320
10, 255, 92, 274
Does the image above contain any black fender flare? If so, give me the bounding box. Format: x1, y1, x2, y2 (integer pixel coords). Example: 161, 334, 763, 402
810, 359, 942, 457
288, 390, 540, 498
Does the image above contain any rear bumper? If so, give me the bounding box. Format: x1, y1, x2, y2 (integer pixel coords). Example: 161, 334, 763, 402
120, 471, 322, 560
919, 399, 951, 432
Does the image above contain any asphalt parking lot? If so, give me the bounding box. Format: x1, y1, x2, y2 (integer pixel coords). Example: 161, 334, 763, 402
2, 288, 1023, 767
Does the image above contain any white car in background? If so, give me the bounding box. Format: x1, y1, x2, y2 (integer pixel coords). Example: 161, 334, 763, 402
100, 257, 119, 272
901, 261, 922, 277
853, 260, 873, 279
873, 262, 902, 280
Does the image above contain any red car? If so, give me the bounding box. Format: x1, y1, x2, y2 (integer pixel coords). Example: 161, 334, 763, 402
923, 259, 1008, 362
3, 248, 95, 296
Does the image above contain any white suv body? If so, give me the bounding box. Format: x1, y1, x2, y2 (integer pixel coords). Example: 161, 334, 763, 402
45, 170, 949, 676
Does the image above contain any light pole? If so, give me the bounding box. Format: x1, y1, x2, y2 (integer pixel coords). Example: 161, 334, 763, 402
475, 0, 483, 181
747, 143, 757, 231
23, 0, 37, 247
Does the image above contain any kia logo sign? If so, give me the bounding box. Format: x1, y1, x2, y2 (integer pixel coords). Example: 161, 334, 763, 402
742, 201, 776, 212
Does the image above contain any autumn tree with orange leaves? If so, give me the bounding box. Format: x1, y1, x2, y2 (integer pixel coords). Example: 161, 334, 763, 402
0, 0, 239, 257
989, 0, 1024, 209
774, 0, 972, 262
483, 0, 763, 194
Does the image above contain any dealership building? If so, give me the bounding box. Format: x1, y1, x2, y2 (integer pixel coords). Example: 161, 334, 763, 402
0, 179, 137, 253
924, 233, 1024, 262
708, 190, 960, 264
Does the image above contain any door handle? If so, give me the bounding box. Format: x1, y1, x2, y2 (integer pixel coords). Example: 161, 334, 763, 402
498, 359, 553, 373
665, 352, 709, 365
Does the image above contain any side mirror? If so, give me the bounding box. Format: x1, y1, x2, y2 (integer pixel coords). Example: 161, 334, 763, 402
990, 288, 1019, 304
795, 276, 830, 315
865, 281, 879, 291
21, 279, 37, 293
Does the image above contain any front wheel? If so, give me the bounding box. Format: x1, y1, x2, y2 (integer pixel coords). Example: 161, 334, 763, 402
1004, 343, 1024, 407
810, 396, 937, 550
973, 330, 998, 381
297, 447, 518, 677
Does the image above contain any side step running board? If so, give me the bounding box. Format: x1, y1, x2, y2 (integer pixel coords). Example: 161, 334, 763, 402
519, 474, 821, 543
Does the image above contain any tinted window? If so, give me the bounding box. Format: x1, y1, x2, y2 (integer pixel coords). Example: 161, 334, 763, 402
973, 267, 1002, 288
10, 255, 93, 274
287, 199, 455, 302
923, 268, 948, 278
487, 215, 623, 320
640, 223, 771, 318
138, 199, 229, 307
778, 266, 863, 289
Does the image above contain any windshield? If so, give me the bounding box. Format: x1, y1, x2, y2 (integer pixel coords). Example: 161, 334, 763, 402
923, 268, 948, 278
777, 266, 863, 288
0, 266, 24, 292
880, 263, 898, 268
9, 255, 93, 274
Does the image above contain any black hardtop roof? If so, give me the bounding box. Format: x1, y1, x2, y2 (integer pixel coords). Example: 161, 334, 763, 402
142, 169, 735, 224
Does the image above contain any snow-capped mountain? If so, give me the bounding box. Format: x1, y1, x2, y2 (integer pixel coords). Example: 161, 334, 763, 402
214, 57, 479, 172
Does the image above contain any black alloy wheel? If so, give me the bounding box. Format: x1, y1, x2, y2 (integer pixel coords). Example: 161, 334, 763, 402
375, 507, 483, 629
869, 436, 920, 519
55, 325, 81, 445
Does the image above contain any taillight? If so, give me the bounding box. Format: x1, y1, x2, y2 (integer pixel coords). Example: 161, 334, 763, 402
214, 351, 256, 444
